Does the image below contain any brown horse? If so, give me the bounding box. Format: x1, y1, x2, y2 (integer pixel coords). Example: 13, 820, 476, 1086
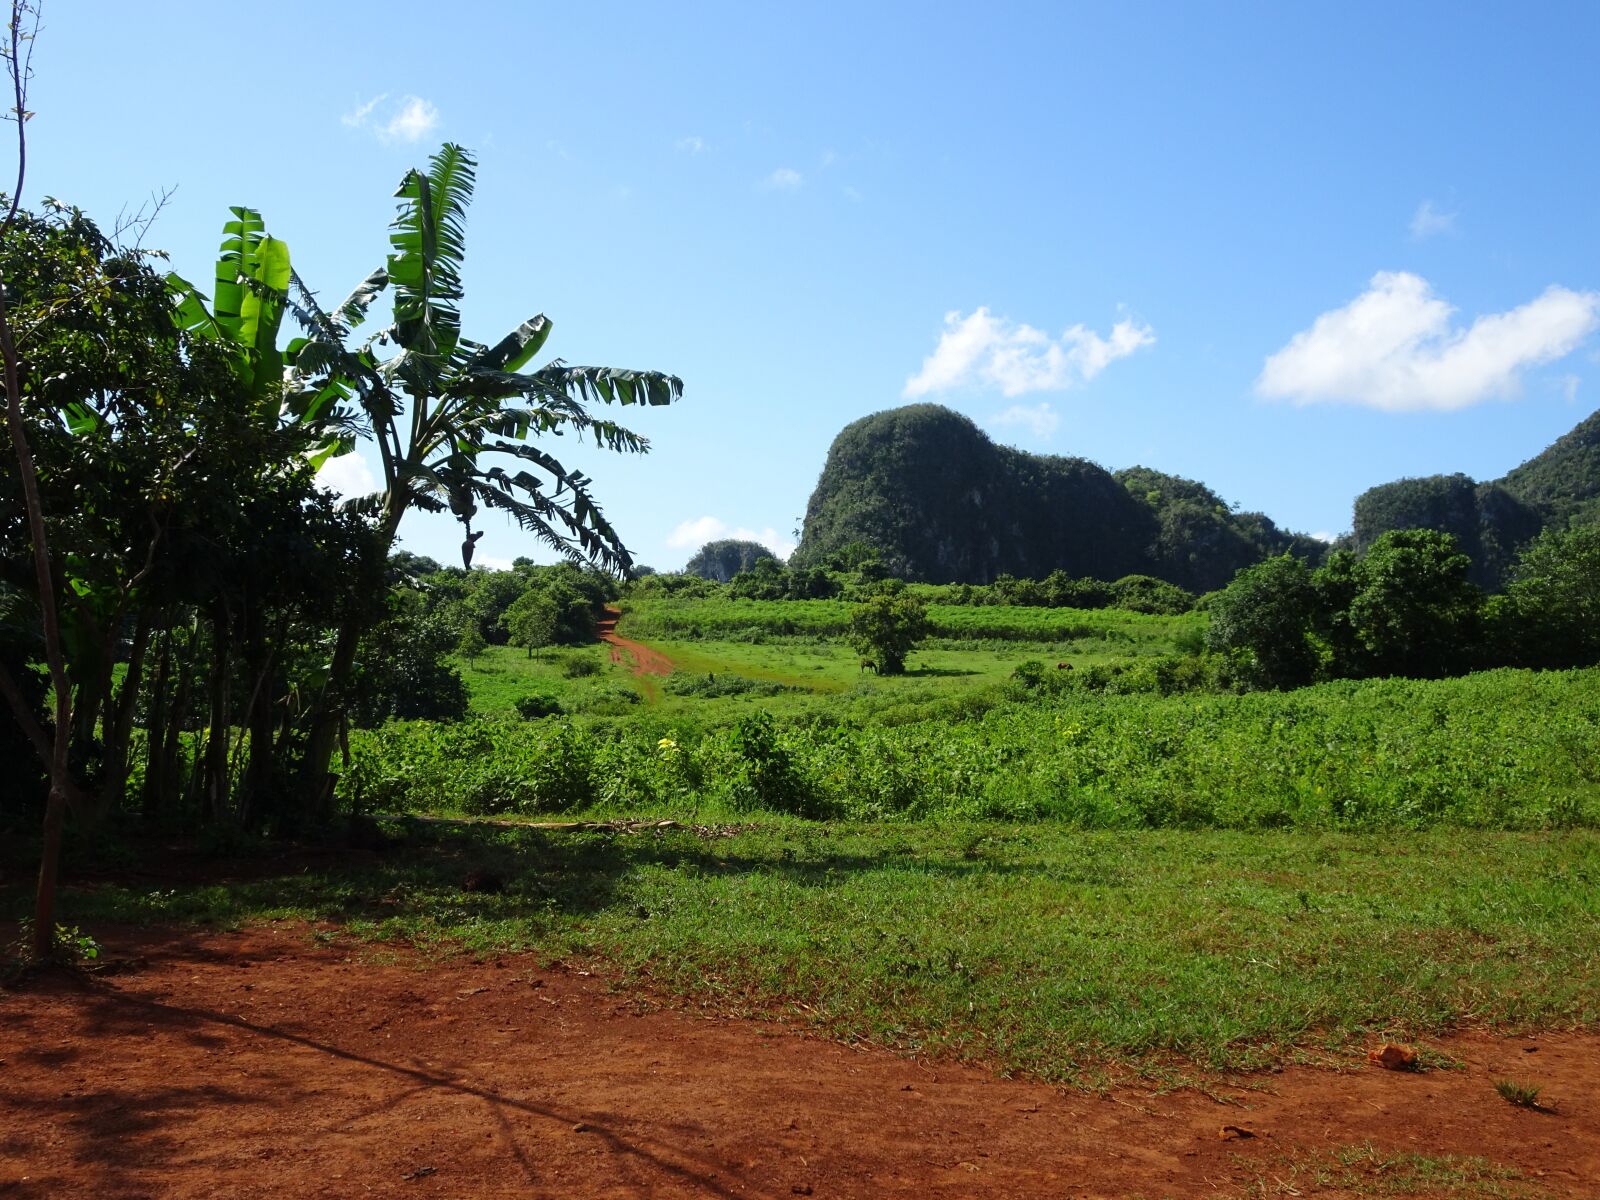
859, 658, 879, 674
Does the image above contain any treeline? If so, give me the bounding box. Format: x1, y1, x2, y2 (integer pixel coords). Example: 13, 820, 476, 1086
352, 556, 621, 726
654, 545, 1199, 615
1207, 526, 1600, 690
2, 139, 678, 887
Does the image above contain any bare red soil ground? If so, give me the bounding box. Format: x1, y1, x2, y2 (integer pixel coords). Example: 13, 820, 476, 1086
2, 925, 1595, 1198
598, 607, 673, 677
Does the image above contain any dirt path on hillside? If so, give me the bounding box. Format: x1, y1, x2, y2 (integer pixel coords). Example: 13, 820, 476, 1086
2, 925, 1595, 1198
598, 606, 673, 677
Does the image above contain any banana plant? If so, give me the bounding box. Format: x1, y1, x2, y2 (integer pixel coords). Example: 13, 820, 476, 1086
285, 142, 682, 573
283, 142, 682, 818
166, 208, 355, 462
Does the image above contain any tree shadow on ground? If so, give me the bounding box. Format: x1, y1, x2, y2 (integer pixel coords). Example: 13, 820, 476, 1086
1, 822, 1061, 946
0, 976, 746, 1198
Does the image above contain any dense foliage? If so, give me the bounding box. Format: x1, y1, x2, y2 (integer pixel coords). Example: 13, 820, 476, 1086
847, 587, 932, 674
1207, 527, 1600, 685
1352, 407, 1600, 587
1, 141, 677, 870
344, 667, 1600, 830
790, 404, 1324, 590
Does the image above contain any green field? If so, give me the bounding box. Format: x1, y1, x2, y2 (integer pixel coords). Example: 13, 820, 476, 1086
18, 591, 1600, 1089
37, 821, 1600, 1083
361, 660, 1600, 831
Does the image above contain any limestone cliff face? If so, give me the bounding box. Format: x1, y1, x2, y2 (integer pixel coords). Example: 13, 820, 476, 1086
791, 405, 1318, 590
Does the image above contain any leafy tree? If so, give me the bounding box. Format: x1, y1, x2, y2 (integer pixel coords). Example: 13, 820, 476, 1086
350, 607, 468, 726
1204, 555, 1317, 690
501, 587, 559, 658
1309, 548, 1365, 678
847, 587, 931, 675
1344, 529, 1482, 678
456, 623, 487, 666
1108, 574, 1195, 615
1497, 525, 1600, 668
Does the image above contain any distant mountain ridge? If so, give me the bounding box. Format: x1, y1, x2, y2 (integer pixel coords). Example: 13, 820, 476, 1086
790, 404, 1323, 591
793, 403, 1600, 592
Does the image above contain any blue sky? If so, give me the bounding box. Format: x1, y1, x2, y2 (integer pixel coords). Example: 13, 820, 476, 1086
31, 1, 1600, 571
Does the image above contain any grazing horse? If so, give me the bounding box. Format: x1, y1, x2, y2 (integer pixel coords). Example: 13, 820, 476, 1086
1056, 662, 1073, 670
859, 658, 879, 674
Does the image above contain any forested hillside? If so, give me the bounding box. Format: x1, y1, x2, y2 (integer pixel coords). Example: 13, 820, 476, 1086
1352, 407, 1600, 586
790, 405, 1323, 590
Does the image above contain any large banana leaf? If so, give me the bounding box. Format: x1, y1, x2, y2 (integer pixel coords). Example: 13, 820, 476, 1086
387, 143, 473, 367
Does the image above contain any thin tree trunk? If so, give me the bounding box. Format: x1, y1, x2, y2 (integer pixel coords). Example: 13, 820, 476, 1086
141, 629, 172, 822
203, 602, 233, 825
98, 605, 152, 816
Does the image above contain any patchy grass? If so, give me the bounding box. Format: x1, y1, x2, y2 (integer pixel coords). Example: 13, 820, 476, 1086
1493, 1079, 1546, 1110
1228, 1141, 1547, 1198
18, 822, 1599, 1085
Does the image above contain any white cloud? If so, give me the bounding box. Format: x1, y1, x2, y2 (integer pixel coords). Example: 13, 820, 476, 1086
342, 93, 442, 145
342, 93, 387, 128
676, 135, 707, 154
989, 402, 1060, 439
475, 555, 515, 572
903, 307, 1156, 398
666, 516, 796, 559
381, 96, 441, 144
1409, 200, 1457, 240
1257, 272, 1600, 412
842, 185, 863, 203
1561, 373, 1582, 403
316, 452, 378, 499
760, 167, 803, 191
1309, 531, 1338, 544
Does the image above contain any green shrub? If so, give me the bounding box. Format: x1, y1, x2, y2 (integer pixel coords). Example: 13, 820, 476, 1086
514, 693, 565, 720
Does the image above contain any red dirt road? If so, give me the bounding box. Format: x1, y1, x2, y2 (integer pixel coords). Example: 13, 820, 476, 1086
598, 607, 673, 677
2, 926, 1596, 1198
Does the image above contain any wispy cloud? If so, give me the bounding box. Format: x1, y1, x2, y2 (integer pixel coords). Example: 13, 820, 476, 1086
904, 307, 1155, 398
666, 516, 795, 559
342, 93, 441, 144
676, 135, 707, 154
989, 402, 1061, 440
1258, 271, 1600, 412
1409, 199, 1458, 240
760, 167, 803, 191
342, 93, 387, 129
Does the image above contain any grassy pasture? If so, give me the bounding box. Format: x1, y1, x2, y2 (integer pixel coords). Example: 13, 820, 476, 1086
28, 821, 1600, 1083
457, 595, 1197, 723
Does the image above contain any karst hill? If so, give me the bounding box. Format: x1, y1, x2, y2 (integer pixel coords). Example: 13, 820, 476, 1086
792, 403, 1600, 591
789, 405, 1322, 591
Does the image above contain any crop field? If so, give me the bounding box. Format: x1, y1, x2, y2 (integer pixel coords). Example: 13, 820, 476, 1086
367, 652, 1600, 833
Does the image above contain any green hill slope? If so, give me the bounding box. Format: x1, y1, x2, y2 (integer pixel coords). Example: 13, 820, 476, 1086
791, 404, 1321, 590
